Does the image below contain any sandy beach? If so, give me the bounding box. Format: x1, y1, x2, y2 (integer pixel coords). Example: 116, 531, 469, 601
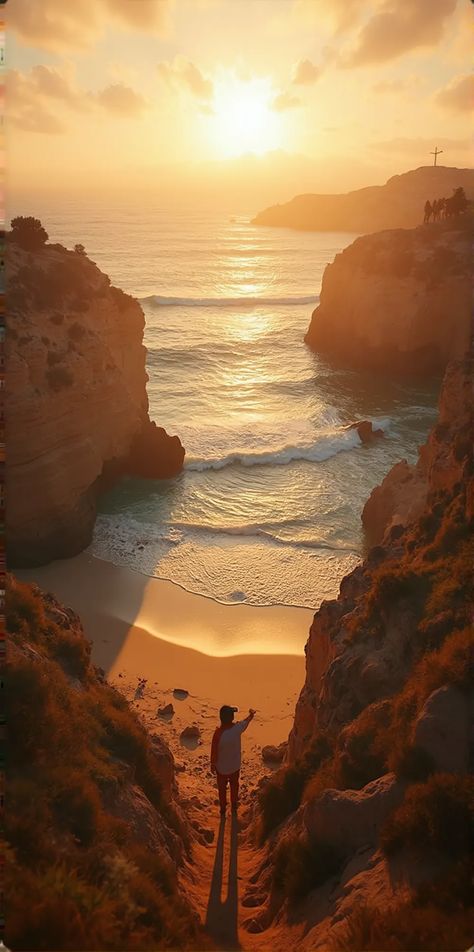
19, 552, 312, 797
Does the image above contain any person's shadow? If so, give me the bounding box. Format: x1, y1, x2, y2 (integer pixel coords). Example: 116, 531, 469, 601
205, 815, 241, 950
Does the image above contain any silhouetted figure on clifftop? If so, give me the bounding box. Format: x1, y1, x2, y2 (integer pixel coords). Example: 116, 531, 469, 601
423, 200, 432, 224
423, 188, 469, 224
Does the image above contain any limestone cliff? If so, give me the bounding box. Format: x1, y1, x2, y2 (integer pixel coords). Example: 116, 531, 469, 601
252, 165, 474, 232
7, 238, 184, 566
250, 357, 472, 950
288, 357, 472, 759
305, 217, 471, 375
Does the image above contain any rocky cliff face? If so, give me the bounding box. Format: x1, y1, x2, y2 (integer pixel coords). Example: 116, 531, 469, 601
252, 165, 474, 232
362, 358, 473, 544
289, 357, 472, 759
305, 217, 471, 375
250, 356, 472, 949
7, 240, 184, 566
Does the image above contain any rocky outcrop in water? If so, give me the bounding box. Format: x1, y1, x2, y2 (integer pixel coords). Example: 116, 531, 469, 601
7, 237, 185, 566
304, 218, 471, 375
252, 165, 474, 232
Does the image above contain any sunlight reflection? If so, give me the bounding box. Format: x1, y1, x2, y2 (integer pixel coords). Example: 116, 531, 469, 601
225, 309, 274, 342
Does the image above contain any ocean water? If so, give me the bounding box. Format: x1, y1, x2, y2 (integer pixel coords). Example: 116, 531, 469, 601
15, 198, 440, 609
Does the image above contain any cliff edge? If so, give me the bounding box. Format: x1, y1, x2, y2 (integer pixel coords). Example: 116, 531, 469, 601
252, 165, 474, 232
304, 217, 471, 375
7, 232, 185, 566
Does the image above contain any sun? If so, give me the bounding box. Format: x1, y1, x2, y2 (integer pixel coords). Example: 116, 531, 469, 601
210, 75, 282, 158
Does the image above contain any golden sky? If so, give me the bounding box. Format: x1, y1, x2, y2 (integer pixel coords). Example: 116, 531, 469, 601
6, 0, 473, 204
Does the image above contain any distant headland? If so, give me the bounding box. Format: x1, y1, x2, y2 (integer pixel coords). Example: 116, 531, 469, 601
252, 166, 474, 233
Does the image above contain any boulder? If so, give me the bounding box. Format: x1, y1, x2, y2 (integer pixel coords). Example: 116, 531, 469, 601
262, 743, 287, 765
180, 725, 201, 741
413, 685, 470, 774
304, 773, 405, 855
173, 688, 189, 700
347, 421, 384, 443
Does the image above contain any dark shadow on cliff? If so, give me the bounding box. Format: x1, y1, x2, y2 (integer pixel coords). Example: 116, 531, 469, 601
205, 816, 241, 950
16, 551, 149, 677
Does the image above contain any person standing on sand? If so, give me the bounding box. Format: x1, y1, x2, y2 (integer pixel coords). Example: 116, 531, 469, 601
210, 705, 256, 817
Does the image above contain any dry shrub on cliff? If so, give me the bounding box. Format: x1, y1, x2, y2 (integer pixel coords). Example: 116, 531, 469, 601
381, 773, 473, 859
302, 621, 471, 803
6, 577, 206, 951
273, 832, 341, 903
68, 320, 86, 342
336, 884, 473, 952
258, 734, 331, 840
46, 365, 74, 391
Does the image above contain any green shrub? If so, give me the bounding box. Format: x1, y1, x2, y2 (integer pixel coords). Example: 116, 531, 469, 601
10, 216, 48, 251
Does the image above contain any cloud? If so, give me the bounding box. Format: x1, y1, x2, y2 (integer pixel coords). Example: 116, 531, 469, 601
344, 0, 458, 66
292, 58, 321, 85
436, 73, 474, 112
272, 91, 302, 111
294, 0, 367, 34
8, 67, 148, 133
157, 57, 213, 101
93, 84, 148, 117
372, 79, 406, 94
8, 0, 173, 51
8, 69, 67, 132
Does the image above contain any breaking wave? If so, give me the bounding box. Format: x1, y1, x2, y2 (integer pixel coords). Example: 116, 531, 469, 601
141, 293, 319, 308
186, 428, 366, 471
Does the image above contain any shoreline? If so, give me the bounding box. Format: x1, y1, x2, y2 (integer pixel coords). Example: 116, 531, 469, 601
18, 551, 314, 658
17, 551, 311, 759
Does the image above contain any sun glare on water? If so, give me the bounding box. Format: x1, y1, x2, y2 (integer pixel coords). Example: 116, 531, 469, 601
210, 75, 282, 158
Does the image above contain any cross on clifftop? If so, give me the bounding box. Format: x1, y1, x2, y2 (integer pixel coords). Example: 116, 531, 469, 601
430, 146, 443, 166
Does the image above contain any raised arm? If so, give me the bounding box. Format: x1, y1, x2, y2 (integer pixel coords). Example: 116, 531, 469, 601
237, 709, 256, 733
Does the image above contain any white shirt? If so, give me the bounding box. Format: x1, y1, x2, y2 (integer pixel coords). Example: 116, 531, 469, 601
216, 720, 250, 775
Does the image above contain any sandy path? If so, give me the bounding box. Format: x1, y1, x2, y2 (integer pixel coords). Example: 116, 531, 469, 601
18, 552, 312, 947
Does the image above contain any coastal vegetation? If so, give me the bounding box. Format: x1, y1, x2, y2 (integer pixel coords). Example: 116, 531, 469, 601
7, 576, 208, 951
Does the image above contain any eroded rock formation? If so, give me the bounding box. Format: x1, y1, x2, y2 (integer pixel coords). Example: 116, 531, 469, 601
7, 239, 184, 566
362, 357, 473, 544
305, 218, 471, 375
